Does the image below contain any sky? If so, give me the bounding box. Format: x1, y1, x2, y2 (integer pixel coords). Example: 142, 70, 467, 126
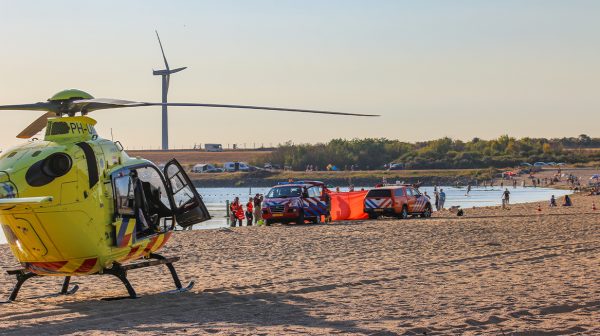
1, 0, 599, 150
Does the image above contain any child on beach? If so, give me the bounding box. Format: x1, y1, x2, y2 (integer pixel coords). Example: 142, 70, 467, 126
550, 195, 557, 207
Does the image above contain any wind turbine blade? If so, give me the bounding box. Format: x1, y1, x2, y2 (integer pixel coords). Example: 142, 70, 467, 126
155, 30, 170, 71
17, 112, 57, 139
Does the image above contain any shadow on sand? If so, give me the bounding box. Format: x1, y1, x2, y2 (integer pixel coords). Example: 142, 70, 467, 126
0, 287, 395, 335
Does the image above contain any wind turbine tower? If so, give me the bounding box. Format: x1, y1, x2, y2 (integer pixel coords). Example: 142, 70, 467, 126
153, 31, 187, 150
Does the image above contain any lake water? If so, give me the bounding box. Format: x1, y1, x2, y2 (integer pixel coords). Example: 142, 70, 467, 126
0, 186, 571, 244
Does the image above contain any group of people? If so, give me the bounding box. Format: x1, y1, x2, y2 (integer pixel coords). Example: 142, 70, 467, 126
229, 194, 263, 227
433, 186, 446, 210
549, 194, 572, 207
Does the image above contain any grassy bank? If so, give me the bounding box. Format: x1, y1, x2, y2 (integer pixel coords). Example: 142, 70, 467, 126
190, 169, 494, 188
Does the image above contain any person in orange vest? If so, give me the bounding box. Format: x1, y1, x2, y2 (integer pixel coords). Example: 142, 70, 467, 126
245, 197, 254, 226
230, 197, 245, 227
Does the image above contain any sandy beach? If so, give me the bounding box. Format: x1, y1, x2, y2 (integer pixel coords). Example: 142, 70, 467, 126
1, 193, 599, 335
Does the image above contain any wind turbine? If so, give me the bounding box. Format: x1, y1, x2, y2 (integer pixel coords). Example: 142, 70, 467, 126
153, 31, 187, 150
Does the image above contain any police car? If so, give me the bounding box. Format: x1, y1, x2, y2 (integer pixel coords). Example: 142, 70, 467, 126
364, 185, 432, 219
262, 181, 329, 225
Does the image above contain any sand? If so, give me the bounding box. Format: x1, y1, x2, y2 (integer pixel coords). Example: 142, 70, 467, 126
1, 194, 599, 335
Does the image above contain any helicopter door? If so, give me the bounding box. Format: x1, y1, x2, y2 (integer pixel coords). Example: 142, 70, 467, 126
164, 159, 211, 227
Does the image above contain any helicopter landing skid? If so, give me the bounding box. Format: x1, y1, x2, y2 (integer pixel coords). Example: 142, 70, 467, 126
2, 254, 191, 303
1, 272, 79, 304
101, 253, 191, 300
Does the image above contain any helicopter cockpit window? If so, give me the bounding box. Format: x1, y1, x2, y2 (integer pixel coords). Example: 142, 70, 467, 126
114, 175, 135, 216
166, 164, 196, 208
135, 167, 171, 210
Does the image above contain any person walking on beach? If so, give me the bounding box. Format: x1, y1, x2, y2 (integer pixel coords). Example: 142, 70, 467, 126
502, 188, 510, 209
245, 197, 254, 226
253, 193, 263, 224
434, 189, 440, 211
229, 197, 244, 227
438, 189, 446, 210
466, 184, 472, 196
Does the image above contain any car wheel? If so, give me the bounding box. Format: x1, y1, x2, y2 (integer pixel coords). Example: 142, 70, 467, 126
297, 211, 305, 224
400, 206, 409, 219
421, 204, 432, 218
266, 219, 274, 226
368, 213, 379, 220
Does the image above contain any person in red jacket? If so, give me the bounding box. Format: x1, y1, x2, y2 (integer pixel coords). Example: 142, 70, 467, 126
230, 197, 245, 227
245, 197, 254, 226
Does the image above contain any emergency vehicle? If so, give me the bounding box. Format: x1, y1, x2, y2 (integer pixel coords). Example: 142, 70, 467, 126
364, 185, 432, 219
262, 181, 329, 225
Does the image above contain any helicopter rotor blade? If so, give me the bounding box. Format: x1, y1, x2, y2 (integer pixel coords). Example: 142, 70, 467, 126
17, 111, 58, 139
0, 102, 56, 112
72, 98, 380, 117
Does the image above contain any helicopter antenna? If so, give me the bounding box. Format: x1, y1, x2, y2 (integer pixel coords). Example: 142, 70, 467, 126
153, 30, 187, 150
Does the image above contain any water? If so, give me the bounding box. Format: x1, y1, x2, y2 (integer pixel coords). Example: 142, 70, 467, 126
0, 186, 570, 244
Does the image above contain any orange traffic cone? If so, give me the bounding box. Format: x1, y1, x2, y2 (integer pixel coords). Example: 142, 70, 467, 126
593, 202, 597, 211
537, 204, 542, 212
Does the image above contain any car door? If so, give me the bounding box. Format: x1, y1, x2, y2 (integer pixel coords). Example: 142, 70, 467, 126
164, 159, 211, 227
405, 187, 416, 213
393, 188, 405, 212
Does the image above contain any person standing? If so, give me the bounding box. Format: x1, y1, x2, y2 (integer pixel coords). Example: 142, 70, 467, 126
438, 189, 446, 210
253, 193, 263, 224
322, 190, 332, 223
502, 188, 510, 209
245, 197, 254, 226
229, 197, 244, 227
550, 195, 557, 207
434, 189, 440, 211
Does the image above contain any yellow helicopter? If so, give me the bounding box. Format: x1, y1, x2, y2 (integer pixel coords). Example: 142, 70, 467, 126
0, 89, 377, 302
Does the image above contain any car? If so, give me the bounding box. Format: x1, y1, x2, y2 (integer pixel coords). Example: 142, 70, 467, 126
191, 163, 217, 173
387, 163, 404, 171
262, 181, 330, 225
223, 161, 250, 172
364, 185, 432, 219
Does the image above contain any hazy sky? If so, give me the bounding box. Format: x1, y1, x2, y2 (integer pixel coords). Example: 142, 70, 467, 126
1, 1, 599, 150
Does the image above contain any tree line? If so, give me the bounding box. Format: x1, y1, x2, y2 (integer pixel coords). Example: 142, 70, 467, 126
257, 135, 600, 170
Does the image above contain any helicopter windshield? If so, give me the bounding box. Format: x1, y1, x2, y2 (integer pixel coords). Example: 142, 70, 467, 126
136, 167, 171, 209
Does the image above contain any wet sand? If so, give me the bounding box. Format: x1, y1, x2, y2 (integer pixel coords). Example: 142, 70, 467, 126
1, 194, 599, 335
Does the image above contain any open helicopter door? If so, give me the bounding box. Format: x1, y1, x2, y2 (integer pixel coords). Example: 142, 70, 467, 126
164, 159, 211, 227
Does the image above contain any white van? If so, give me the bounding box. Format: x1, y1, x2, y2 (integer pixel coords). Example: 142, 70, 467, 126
223, 162, 250, 172
191, 163, 217, 173
205, 144, 223, 152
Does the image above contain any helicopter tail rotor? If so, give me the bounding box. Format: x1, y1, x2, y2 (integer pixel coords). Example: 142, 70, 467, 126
17, 112, 59, 139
